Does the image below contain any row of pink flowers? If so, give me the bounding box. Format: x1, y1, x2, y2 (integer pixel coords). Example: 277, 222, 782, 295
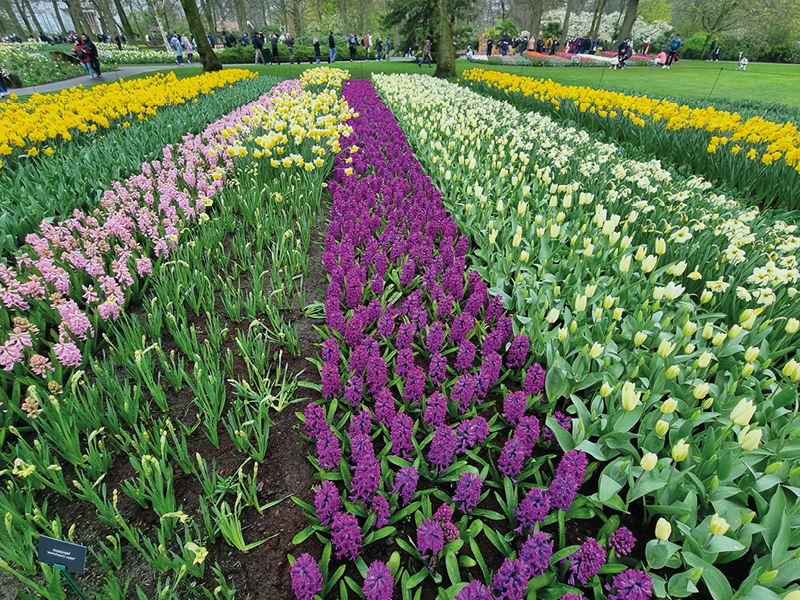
0, 79, 301, 385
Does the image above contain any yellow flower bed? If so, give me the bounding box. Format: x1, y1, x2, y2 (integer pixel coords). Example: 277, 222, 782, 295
462, 68, 800, 170
0, 69, 257, 166
299, 66, 351, 90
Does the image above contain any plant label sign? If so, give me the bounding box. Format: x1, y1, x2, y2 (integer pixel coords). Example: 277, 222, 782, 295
38, 535, 87, 573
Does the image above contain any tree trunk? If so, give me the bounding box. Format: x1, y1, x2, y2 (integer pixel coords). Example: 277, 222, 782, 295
336, 0, 346, 32
51, 0, 68, 33
616, 0, 638, 43
0, 0, 23, 35
528, 0, 542, 38
24, 0, 42, 32
433, 0, 455, 79
12, 0, 31, 33
589, 0, 606, 38
200, 0, 214, 32
112, 0, 136, 39
393, 23, 399, 49
179, 0, 222, 70
233, 0, 244, 32
562, 0, 572, 39
145, 0, 169, 47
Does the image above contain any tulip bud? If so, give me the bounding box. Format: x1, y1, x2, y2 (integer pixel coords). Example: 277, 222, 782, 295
620, 254, 632, 273
655, 518, 672, 541
621, 381, 641, 411
701, 290, 713, 303
661, 398, 678, 413
665, 365, 680, 379
742, 363, 754, 377
702, 397, 714, 410
783, 359, 799, 379
634, 331, 647, 346
702, 323, 714, 339
655, 420, 670, 436
641, 453, 658, 471
658, 339, 676, 358
765, 462, 783, 475
620, 236, 632, 251
744, 347, 760, 362
683, 321, 697, 336
712, 332, 727, 346
739, 309, 754, 324
589, 342, 604, 359
550, 224, 560, 238
685, 343, 696, 354
786, 318, 800, 334
613, 307, 624, 320
742, 312, 757, 329
694, 382, 710, 399
698, 351, 713, 369
570, 320, 577, 333
575, 295, 587, 312
738, 426, 762, 451
729, 324, 742, 339
741, 511, 756, 525
520, 250, 530, 263
709, 514, 730, 536
758, 571, 779, 585
604, 295, 615, 309
600, 382, 614, 397
730, 399, 756, 426
557, 327, 568, 341
642, 255, 658, 273
671, 439, 689, 462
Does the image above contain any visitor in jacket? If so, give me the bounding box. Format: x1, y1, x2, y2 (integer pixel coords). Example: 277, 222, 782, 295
329, 31, 336, 62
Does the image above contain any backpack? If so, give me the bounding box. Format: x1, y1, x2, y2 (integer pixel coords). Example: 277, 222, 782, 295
76, 49, 85, 59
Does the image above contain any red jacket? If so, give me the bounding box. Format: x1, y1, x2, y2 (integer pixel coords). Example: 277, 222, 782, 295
75, 43, 91, 63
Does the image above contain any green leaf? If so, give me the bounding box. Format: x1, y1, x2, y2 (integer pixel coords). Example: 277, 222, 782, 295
291, 525, 316, 545
445, 552, 461, 585
405, 569, 429, 589
484, 526, 514, 558
545, 365, 569, 403
551, 545, 580, 564
706, 536, 746, 553
545, 415, 575, 451
599, 474, 624, 501
682, 552, 733, 600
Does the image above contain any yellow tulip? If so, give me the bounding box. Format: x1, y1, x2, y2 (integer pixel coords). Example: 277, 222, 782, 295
655, 420, 670, 436
641, 453, 658, 471
589, 342, 604, 359
698, 351, 713, 369
634, 331, 647, 346
730, 399, 756, 426
655, 518, 672, 541
600, 382, 614, 397
575, 295, 587, 312
621, 381, 641, 411
787, 318, 800, 334
641, 255, 658, 273
671, 439, 690, 462
738, 426, 762, 451
694, 382, 710, 399
661, 398, 678, 413
683, 321, 697, 336
665, 365, 680, 379
658, 339, 676, 358
742, 363, 754, 377
709, 514, 730, 536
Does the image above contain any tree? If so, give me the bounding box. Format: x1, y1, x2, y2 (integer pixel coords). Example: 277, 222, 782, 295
615, 0, 638, 43
178, 0, 223, 69
0, 0, 24, 35
677, 0, 744, 50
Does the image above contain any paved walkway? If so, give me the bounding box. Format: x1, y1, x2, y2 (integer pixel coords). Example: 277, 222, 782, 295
14, 64, 189, 96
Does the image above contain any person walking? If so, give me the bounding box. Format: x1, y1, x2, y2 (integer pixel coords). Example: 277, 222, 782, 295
348, 33, 357, 61
82, 34, 101, 77
254, 32, 265, 64
170, 33, 183, 64
270, 31, 280, 64
705, 37, 718, 61
486, 35, 493, 56
376, 35, 382, 60
500, 31, 510, 55
712, 42, 722, 61
74, 38, 96, 77
664, 33, 681, 68
286, 31, 295, 63
0, 66, 9, 97
418, 34, 432, 67
383, 37, 391, 60
329, 31, 336, 62
312, 36, 321, 63
642, 36, 650, 54
181, 33, 193, 64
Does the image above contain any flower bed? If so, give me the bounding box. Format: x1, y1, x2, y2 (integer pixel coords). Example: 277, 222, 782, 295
374, 72, 800, 600
462, 67, 800, 209
95, 42, 173, 64
0, 74, 276, 256
0, 43, 84, 86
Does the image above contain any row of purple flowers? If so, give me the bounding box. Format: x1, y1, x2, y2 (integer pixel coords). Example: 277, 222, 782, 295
291, 79, 653, 600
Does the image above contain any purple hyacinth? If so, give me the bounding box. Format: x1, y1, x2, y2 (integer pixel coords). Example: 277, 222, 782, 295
362, 561, 393, 600
562, 595, 586, 600
365, 355, 388, 395
428, 351, 447, 386
394, 347, 414, 379
449, 313, 473, 346
482, 327, 504, 356
426, 321, 445, 353
485, 295, 505, 324
331, 511, 362, 560
514, 415, 541, 451
391, 413, 414, 459
350, 434, 375, 464
393, 466, 419, 506
349, 408, 372, 440
456, 417, 489, 452
520, 531, 554, 578
396, 321, 416, 349
504, 391, 527, 426
428, 425, 459, 470
609, 527, 636, 557
453, 374, 479, 414
349, 344, 370, 375
316, 428, 341, 470
304, 402, 327, 439
377, 309, 396, 339
455, 339, 477, 372
321, 363, 341, 399
351, 458, 381, 506
344, 375, 364, 406
374, 387, 396, 427
424, 392, 447, 429
454, 580, 492, 600
314, 480, 341, 526
477, 351, 502, 397
498, 436, 530, 479
433, 502, 453, 524
556, 450, 589, 482
492, 558, 531, 600
403, 366, 425, 405
567, 538, 606, 586
453, 471, 482, 512
290, 553, 322, 600
524, 364, 546, 399
506, 335, 530, 368
548, 473, 582, 511
443, 522, 461, 542
515, 486, 550, 534
417, 517, 444, 559
344, 313, 364, 347
607, 569, 654, 600
543, 411, 573, 443
322, 338, 340, 365
372, 495, 390, 529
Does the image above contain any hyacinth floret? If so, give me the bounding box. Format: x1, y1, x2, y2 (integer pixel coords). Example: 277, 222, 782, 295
524, 363, 546, 398
506, 334, 530, 368
351, 458, 380, 506
393, 466, 419, 506
362, 560, 394, 600
492, 558, 531, 600
520, 531, 554, 578
314, 480, 341, 526
607, 569, 654, 600
453, 471, 482, 512
290, 553, 323, 600
374, 386, 396, 427
543, 410, 573, 442
344, 375, 364, 406
428, 425, 459, 470
331, 511, 362, 560
349, 408, 372, 440
504, 391, 527, 425
567, 538, 606, 586
428, 351, 447, 386
316, 428, 341, 470
455, 339, 476, 372
321, 363, 341, 399
417, 517, 444, 559
515, 486, 550, 533
456, 417, 489, 452
454, 580, 492, 600
498, 436, 530, 479
609, 526, 636, 557
304, 401, 327, 439
371, 495, 390, 529
477, 351, 502, 397
321, 337, 340, 365
390, 413, 414, 459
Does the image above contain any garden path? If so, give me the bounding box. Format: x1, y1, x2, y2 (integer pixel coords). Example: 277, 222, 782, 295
14, 64, 190, 96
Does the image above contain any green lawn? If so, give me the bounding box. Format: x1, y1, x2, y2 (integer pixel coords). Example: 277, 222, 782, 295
33, 57, 800, 108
